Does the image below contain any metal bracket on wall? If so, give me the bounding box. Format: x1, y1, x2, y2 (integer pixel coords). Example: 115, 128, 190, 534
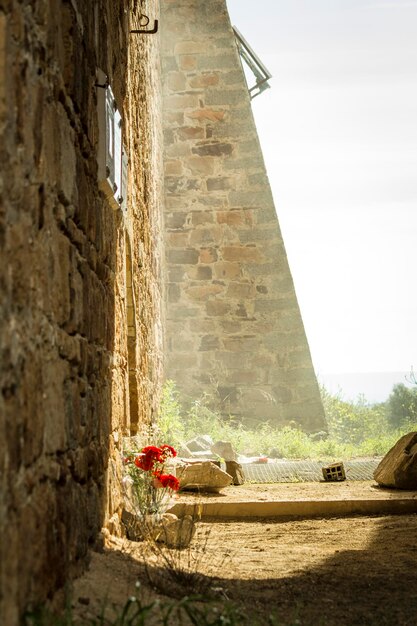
233, 26, 272, 99
130, 14, 158, 34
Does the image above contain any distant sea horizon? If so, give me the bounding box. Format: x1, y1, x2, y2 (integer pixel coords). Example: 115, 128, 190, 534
318, 371, 415, 404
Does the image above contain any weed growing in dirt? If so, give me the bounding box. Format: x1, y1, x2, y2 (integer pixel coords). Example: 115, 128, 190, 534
141, 520, 231, 600
22, 591, 265, 626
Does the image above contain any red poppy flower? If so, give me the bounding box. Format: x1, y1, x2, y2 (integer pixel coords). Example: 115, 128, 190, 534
134, 454, 154, 471
142, 445, 163, 461
158, 474, 180, 491
160, 444, 177, 459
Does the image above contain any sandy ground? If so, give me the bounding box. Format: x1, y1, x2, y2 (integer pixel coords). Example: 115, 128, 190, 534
71, 483, 417, 626
172, 480, 417, 503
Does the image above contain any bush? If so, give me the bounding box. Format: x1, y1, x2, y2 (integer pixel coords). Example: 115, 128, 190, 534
386, 383, 417, 429
157, 381, 417, 461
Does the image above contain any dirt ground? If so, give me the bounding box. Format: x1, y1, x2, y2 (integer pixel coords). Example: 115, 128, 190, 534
71, 483, 417, 626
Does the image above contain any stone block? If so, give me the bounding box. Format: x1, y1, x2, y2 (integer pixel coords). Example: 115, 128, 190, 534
215, 351, 251, 369
213, 261, 241, 279
157, 514, 196, 548
226, 282, 255, 299
192, 142, 233, 157
169, 305, 200, 318
167, 71, 187, 92
177, 461, 232, 492
164, 160, 184, 176
222, 245, 262, 263
226, 367, 261, 383
191, 211, 214, 226
225, 461, 245, 485
189, 319, 217, 333
177, 126, 205, 141
175, 41, 202, 55
206, 177, 232, 191
189, 226, 222, 246
188, 265, 213, 280
185, 284, 224, 300
228, 190, 270, 207
197, 54, 237, 69
186, 156, 215, 175
186, 435, 214, 452
165, 141, 192, 158
165, 212, 189, 230
186, 108, 226, 122
165, 110, 184, 126
165, 176, 201, 193
189, 73, 220, 88
179, 55, 198, 70
216, 209, 252, 226
206, 300, 230, 316
205, 88, 246, 106
168, 283, 181, 303
223, 336, 259, 352
167, 248, 199, 265
162, 55, 178, 73
211, 441, 237, 462
374, 432, 417, 489
165, 94, 200, 110
199, 335, 220, 351
166, 231, 190, 248
199, 247, 218, 263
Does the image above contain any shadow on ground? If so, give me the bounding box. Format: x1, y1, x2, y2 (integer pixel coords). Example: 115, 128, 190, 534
73, 514, 417, 626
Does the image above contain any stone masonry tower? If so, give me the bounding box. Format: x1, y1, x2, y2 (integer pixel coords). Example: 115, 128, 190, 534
161, 0, 326, 431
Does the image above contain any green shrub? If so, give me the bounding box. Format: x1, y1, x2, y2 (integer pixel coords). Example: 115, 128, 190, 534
157, 381, 417, 461
386, 383, 417, 429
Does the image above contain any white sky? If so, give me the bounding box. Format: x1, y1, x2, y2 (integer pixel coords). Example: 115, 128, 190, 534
227, 0, 417, 376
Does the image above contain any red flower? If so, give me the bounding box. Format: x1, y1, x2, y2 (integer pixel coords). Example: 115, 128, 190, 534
134, 454, 154, 471
134, 446, 163, 471
142, 445, 163, 460
160, 444, 177, 459
158, 474, 180, 491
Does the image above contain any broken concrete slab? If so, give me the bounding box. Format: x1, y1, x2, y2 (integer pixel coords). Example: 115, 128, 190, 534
211, 440, 237, 461
374, 432, 417, 489
177, 460, 232, 492
185, 435, 214, 452
225, 460, 245, 485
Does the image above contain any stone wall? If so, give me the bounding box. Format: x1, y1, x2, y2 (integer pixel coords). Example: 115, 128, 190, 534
161, 0, 325, 430
0, 0, 163, 622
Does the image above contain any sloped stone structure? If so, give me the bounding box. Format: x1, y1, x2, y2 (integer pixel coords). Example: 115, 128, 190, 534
161, 0, 325, 430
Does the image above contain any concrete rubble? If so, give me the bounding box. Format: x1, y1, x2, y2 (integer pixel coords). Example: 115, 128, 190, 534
225, 461, 245, 485
211, 440, 238, 461
177, 460, 233, 492
121, 510, 196, 549
374, 432, 417, 489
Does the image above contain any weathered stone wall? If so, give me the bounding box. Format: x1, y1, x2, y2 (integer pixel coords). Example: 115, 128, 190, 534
161, 0, 325, 430
0, 0, 163, 622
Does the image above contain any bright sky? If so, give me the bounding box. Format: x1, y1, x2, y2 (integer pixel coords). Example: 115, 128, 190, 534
227, 0, 417, 377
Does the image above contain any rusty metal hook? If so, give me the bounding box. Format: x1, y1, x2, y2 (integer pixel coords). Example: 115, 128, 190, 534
138, 14, 149, 27
131, 16, 158, 34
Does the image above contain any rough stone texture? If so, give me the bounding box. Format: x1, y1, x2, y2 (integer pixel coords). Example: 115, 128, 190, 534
374, 432, 417, 489
225, 461, 245, 486
0, 1, 163, 623
161, 0, 326, 431
211, 440, 238, 462
177, 461, 233, 492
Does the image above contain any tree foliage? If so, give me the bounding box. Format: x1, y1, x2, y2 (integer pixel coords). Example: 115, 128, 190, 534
386, 383, 417, 429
